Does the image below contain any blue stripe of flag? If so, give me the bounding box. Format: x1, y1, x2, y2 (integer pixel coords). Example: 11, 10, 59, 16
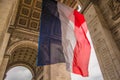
37, 0, 65, 66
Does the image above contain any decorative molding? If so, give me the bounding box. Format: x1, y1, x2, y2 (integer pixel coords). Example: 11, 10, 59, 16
110, 22, 120, 49
108, 0, 120, 20
8, 29, 39, 46
6, 40, 38, 56
93, 32, 117, 79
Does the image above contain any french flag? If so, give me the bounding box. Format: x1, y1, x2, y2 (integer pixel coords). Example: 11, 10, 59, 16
37, 0, 91, 77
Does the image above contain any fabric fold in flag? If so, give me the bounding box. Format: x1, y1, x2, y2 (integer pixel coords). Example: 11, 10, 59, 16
37, 0, 91, 77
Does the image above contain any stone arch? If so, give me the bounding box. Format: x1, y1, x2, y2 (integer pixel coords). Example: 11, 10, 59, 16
5, 40, 39, 79
6, 40, 38, 56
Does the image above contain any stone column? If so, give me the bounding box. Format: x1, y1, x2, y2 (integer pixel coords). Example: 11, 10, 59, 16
83, 3, 120, 80
0, 56, 9, 80
0, 0, 19, 66
44, 63, 71, 80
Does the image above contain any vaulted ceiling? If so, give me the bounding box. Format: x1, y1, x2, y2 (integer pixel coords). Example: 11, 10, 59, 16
9, 47, 37, 67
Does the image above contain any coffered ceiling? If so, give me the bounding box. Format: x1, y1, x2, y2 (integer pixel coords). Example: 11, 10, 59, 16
14, 0, 78, 32
8, 47, 37, 70
15, 0, 42, 31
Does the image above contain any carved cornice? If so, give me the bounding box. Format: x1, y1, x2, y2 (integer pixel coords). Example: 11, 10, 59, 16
8, 27, 39, 47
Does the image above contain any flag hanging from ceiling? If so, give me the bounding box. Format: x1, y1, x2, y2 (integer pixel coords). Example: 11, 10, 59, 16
37, 0, 91, 77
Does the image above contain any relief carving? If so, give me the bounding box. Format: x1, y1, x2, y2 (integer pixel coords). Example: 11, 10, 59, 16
93, 32, 117, 79
110, 22, 120, 49
108, 0, 120, 20
8, 29, 38, 47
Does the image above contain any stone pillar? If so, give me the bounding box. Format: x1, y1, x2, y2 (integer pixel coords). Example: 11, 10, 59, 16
44, 63, 70, 80
0, 33, 10, 66
0, 0, 19, 66
43, 65, 50, 80
83, 3, 120, 80
0, 56, 9, 80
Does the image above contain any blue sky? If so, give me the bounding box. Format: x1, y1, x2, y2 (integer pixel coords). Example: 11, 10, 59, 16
4, 66, 32, 80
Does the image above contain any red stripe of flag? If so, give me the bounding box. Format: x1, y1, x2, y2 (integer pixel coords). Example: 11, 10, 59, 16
72, 10, 91, 77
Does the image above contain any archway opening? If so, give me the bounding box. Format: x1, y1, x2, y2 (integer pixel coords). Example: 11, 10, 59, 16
4, 66, 33, 80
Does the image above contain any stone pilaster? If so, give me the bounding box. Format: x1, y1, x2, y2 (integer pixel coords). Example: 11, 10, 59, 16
0, 56, 9, 80
0, 33, 10, 66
